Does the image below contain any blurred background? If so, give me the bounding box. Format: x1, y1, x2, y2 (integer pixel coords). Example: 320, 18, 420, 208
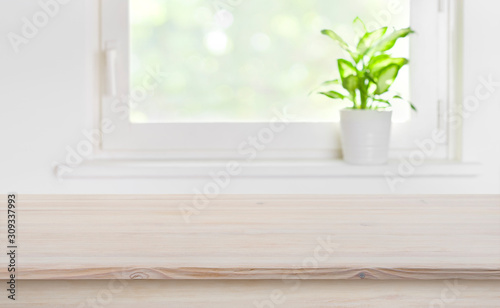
1, 0, 499, 194
128, 0, 411, 123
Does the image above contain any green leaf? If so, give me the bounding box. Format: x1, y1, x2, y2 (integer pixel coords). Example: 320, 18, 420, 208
366, 27, 414, 56
364, 71, 377, 84
318, 91, 346, 100
348, 51, 362, 63
338, 59, 357, 78
357, 27, 387, 55
342, 75, 359, 94
353, 17, 367, 37
375, 64, 402, 95
320, 79, 340, 86
321, 29, 361, 63
321, 29, 349, 50
368, 55, 408, 77
368, 54, 390, 71
338, 59, 359, 93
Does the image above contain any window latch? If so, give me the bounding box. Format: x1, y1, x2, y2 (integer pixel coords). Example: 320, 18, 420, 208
438, 0, 445, 13
105, 41, 117, 97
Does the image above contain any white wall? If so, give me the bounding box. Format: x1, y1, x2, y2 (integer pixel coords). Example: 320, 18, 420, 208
1, 0, 499, 194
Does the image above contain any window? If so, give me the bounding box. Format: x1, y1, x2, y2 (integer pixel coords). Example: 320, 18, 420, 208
100, 0, 452, 160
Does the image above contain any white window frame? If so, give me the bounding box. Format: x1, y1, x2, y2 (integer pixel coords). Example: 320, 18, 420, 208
96, 0, 458, 161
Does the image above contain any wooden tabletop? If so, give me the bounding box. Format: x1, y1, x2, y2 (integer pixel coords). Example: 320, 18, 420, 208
1, 195, 499, 280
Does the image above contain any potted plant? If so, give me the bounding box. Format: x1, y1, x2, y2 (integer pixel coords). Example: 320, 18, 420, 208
317, 18, 415, 165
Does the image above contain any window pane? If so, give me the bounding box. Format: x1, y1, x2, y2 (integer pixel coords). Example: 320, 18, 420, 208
129, 0, 410, 123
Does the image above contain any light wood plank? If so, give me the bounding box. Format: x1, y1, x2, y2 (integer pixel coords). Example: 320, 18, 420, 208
1, 280, 499, 308
1, 195, 499, 280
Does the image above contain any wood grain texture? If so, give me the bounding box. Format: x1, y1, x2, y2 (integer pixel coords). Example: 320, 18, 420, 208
1, 195, 499, 280
1, 280, 500, 308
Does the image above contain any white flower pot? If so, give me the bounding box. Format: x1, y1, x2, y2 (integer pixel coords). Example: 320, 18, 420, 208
339, 109, 392, 165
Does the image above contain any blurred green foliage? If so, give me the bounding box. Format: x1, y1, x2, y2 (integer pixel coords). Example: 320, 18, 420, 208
129, 0, 410, 123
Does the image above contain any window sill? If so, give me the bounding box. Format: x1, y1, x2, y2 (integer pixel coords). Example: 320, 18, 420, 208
55, 159, 482, 179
